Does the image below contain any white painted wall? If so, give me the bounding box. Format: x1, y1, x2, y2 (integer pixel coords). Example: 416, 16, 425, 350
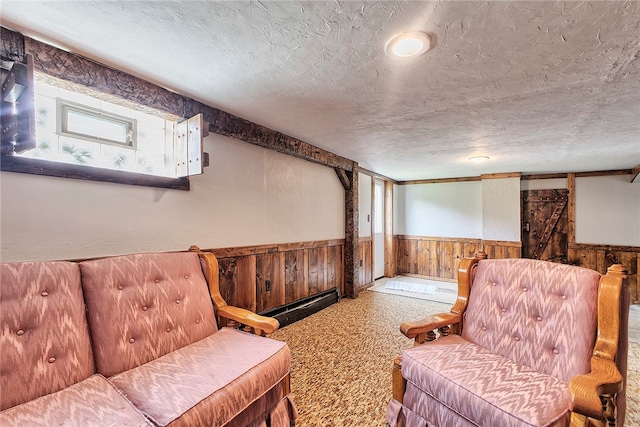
521, 178, 567, 191
358, 172, 372, 237
481, 177, 521, 241
575, 175, 640, 246
0, 134, 345, 261
393, 181, 482, 238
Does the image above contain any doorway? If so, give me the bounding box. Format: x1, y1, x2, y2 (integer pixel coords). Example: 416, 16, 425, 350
374, 179, 385, 279
521, 189, 569, 263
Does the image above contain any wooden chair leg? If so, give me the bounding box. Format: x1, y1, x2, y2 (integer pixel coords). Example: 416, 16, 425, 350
392, 356, 406, 404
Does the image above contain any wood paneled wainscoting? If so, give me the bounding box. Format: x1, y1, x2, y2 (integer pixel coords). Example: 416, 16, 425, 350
393, 236, 522, 281
358, 237, 373, 291
205, 239, 344, 314
568, 243, 639, 304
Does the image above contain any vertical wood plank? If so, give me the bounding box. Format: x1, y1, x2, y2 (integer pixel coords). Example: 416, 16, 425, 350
237, 256, 256, 312
217, 257, 238, 307
428, 239, 438, 278
620, 252, 637, 304
440, 241, 454, 279
255, 252, 285, 313
285, 250, 305, 304
308, 247, 320, 297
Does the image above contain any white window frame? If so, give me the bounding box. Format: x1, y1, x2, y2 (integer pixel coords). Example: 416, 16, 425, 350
56, 98, 137, 149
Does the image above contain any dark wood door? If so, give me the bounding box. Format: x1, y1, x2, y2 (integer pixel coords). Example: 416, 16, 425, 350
521, 189, 569, 263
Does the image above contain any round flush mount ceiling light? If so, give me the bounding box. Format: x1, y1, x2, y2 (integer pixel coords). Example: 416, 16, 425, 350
469, 156, 490, 163
385, 32, 432, 59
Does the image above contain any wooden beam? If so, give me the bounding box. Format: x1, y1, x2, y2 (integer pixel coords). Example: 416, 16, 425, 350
567, 173, 576, 244
343, 166, 360, 298
521, 173, 568, 180
631, 164, 640, 183
574, 169, 631, 178
335, 168, 351, 190
400, 176, 481, 185
23, 33, 354, 172
481, 172, 522, 180
0, 27, 25, 64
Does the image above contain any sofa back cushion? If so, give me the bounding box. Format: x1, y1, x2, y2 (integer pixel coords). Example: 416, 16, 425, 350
79, 252, 217, 377
0, 261, 94, 410
462, 258, 601, 382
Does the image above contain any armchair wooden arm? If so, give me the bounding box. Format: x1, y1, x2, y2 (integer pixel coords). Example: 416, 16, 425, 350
569, 264, 627, 425
400, 313, 461, 344
399, 255, 483, 345
189, 246, 280, 336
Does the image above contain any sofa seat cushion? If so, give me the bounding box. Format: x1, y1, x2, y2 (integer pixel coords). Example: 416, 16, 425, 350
110, 327, 291, 427
402, 335, 571, 427
0, 374, 150, 427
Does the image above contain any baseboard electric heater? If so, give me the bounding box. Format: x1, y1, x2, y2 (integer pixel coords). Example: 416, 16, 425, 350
260, 288, 340, 328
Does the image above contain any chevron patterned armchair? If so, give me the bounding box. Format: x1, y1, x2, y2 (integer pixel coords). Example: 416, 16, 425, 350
386, 254, 629, 427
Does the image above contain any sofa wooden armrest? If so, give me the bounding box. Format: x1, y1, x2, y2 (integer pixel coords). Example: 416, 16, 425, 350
570, 357, 623, 421
400, 313, 461, 343
217, 305, 280, 336
190, 246, 280, 336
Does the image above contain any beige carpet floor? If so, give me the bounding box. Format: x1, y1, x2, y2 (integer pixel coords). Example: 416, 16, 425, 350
271, 290, 639, 427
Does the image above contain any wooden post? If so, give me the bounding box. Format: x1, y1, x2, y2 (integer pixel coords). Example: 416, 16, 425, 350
341, 165, 360, 298
567, 173, 576, 244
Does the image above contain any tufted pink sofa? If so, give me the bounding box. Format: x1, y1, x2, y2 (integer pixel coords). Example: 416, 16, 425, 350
387, 256, 629, 427
0, 250, 297, 426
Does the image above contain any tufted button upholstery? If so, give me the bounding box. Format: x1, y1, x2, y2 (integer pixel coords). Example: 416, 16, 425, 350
0, 261, 95, 411
79, 252, 217, 377
462, 258, 601, 382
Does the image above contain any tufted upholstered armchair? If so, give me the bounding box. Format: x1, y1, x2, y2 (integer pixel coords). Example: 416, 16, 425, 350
386, 254, 629, 427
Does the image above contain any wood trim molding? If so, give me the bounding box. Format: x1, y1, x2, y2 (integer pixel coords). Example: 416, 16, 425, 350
521, 173, 568, 180
205, 239, 345, 259
396, 235, 481, 244
400, 176, 481, 185
0, 155, 190, 190
480, 239, 522, 248
569, 243, 640, 253
574, 169, 631, 178
481, 172, 522, 179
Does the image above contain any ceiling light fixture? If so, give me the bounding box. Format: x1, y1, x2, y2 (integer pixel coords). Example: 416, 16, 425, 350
469, 156, 490, 163
385, 32, 432, 59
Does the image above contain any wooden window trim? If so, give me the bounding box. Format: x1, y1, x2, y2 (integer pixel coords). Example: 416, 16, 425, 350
0, 155, 190, 190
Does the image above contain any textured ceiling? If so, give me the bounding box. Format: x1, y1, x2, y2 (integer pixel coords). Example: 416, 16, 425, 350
1, 1, 639, 180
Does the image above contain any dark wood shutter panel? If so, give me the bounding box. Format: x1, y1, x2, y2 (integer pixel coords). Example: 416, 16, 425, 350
1, 54, 36, 154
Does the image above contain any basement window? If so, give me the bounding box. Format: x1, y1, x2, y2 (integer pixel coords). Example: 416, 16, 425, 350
1, 67, 204, 190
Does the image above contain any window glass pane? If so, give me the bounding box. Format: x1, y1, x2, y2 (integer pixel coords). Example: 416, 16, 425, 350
66, 109, 129, 143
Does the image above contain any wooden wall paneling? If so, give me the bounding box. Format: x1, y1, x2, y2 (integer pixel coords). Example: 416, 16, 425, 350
236, 256, 257, 312
428, 239, 438, 278
439, 241, 455, 279
217, 257, 238, 307
255, 252, 285, 313
284, 249, 306, 304
417, 239, 429, 276
326, 245, 339, 292
320, 246, 329, 293
619, 252, 637, 303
